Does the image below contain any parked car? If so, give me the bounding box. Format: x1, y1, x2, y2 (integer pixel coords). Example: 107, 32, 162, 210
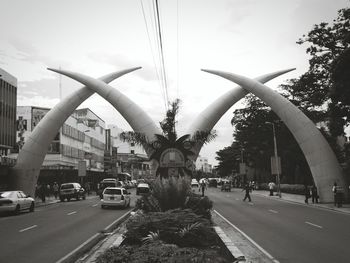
101, 187, 131, 209
59, 183, 86, 202
0, 190, 35, 214
136, 183, 150, 195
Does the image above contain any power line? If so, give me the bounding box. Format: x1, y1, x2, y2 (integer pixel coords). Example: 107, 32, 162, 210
139, 0, 167, 111
154, 0, 170, 108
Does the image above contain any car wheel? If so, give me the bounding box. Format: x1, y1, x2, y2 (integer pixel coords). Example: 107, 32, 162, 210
82, 195, 86, 200
60, 197, 64, 202
101, 205, 105, 209
76, 195, 80, 201
67, 198, 71, 202
29, 202, 35, 212
14, 204, 20, 215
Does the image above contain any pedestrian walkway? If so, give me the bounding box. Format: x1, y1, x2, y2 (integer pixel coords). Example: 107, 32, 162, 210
35, 196, 60, 207
252, 189, 350, 214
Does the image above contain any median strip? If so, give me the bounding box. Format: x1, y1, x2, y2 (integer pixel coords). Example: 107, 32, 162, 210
67, 211, 77, 215
19, 225, 38, 233
305, 221, 323, 229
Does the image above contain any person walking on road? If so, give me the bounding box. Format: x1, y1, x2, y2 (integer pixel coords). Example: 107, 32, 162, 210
304, 185, 310, 204
200, 181, 206, 197
242, 183, 252, 202
268, 182, 275, 196
311, 185, 318, 204
332, 182, 338, 206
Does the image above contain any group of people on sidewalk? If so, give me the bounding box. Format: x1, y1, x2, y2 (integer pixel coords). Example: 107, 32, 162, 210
35, 182, 60, 202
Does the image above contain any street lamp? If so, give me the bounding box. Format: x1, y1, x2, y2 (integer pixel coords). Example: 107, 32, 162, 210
266, 121, 281, 198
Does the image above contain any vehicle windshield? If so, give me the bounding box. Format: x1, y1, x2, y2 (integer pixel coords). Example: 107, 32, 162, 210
0, 192, 13, 198
104, 189, 122, 195
60, 184, 74, 189
137, 187, 150, 193
101, 182, 116, 188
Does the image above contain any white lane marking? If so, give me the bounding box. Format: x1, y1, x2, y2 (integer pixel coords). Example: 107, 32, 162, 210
67, 211, 77, 215
305, 221, 323, 229
248, 202, 254, 205
214, 210, 280, 263
269, 209, 278, 214
235, 198, 240, 201
19, 225, 38, 233
92, 204, 98, 207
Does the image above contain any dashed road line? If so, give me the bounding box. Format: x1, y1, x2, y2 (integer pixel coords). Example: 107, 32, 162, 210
269, 209, 278, 214
248, 202, 254, 205
305, 221, 323, 229
235, 198, 240, 201
214, 210, 280, 263
92, 204, 99, 207
67, 211, 77, 215
19, 225, 38, 232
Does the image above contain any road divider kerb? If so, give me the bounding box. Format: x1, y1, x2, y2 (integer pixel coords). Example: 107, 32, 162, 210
214, 210, 280, 263
55, 208, 134, 263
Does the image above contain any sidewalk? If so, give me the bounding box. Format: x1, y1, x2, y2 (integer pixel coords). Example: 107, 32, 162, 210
252, 189, 350, 214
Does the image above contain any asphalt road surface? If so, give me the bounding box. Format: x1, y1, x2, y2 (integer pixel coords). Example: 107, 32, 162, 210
0, 194, 134, 263
207, 187, 350, 263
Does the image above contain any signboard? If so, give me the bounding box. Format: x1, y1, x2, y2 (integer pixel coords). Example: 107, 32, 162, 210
159, 148, 185, 167
270, 156, 281, 175
78, 160, 86, 177
239, 163, 246, 174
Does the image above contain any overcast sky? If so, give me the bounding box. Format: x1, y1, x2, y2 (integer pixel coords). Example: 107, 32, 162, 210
1, 0, 349, 166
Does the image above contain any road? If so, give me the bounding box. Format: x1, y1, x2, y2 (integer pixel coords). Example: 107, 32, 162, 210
207, 187, 350, 263
0, 193, 134, 263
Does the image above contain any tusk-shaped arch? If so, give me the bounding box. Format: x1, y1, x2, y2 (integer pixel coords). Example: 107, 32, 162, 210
202, 69, 347, 203
187, 68, 295, 159
12, 67, 141, 196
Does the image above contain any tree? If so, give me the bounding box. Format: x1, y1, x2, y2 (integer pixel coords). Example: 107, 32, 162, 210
120, 99, 217, 178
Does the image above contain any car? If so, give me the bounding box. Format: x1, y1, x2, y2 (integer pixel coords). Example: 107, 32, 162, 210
0, 190, 35, 214
191, 182, 200, 192
97, 180, 119, 198
101, 187, 131, 209
59, 183, 86, 202
136, 183, 150, 195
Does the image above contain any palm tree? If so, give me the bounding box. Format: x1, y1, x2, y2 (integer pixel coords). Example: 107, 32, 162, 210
120, 99, 217, 178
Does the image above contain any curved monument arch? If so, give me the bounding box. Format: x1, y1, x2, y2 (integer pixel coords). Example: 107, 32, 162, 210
12, 67, 161, 196
202, 69, 348, 202
186, 68, 295, 160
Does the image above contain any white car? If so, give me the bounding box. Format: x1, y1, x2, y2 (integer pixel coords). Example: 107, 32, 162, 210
101, 187, 131, 209
0, 191, 35, 214
136, 183, 150, 195
191, 182, 199, 192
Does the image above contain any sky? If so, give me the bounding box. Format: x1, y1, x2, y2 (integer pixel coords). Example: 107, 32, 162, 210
0, 0, 349, 166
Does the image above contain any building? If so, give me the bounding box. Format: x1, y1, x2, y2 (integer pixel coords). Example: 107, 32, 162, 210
106, 124, 151, 180
196, 155, 212, 173
0, 68, 17, 189
12, 106, 106, 186
0, 68, 17, 156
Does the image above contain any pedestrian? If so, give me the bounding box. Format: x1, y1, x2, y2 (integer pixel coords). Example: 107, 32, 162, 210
311, 185, 318, 204
53, 182, 59, 199
332, 182, 338, 206
38, 183, 46, 203
304, 185, 310, 204
268, 182, 275, 196
85, 182, 91, 196
200, 181, 206, 197
242, 183, 252, 202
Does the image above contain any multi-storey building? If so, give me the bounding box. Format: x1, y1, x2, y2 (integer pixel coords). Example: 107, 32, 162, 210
196, 155, 212, 173
0, 68, 17, 156
13, 106, 106, 186
107, 124, 151, 180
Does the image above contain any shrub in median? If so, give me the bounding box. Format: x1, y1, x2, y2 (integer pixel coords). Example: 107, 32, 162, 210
123, 209, 218, 248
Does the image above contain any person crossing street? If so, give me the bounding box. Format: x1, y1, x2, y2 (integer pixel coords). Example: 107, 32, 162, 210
242, 183, 252, 202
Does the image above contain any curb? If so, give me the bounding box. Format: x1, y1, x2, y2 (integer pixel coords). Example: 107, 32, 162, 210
55, 208, 134, 263
213, 226, 246, 262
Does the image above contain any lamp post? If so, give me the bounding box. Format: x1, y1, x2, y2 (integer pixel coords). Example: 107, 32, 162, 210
266, 122, 281, 198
